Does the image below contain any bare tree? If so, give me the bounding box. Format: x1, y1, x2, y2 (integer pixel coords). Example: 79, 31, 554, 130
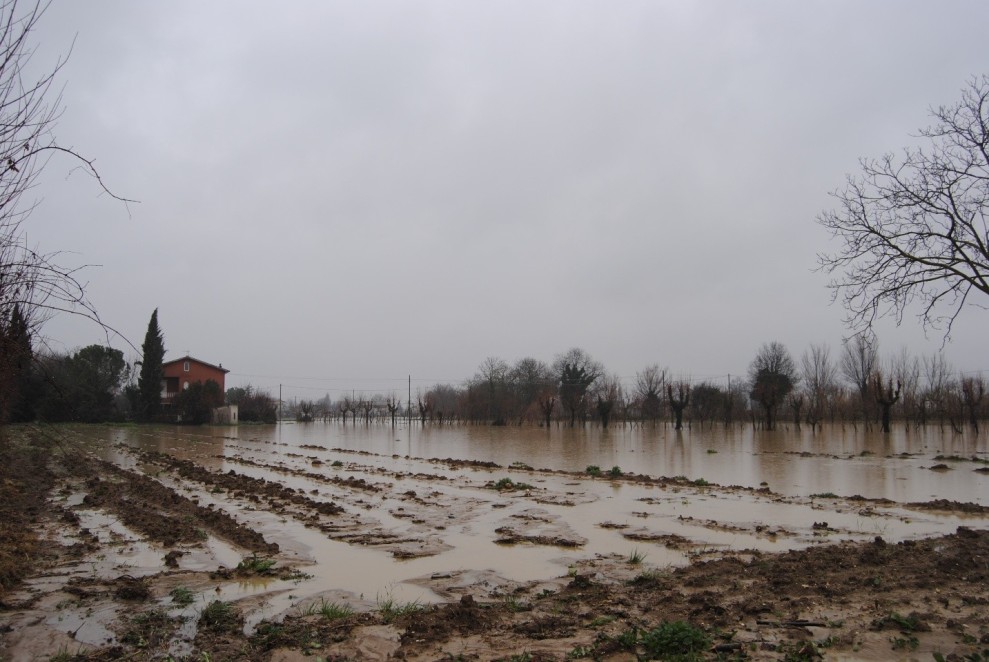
818, 75, 989, 338
416, 393, 432, 424
787, 392, 804, 429
296, 400, 315, 422
0, 1, 132, 422
471, 356, 511, 425
889, 347, 922, 424
667, 380, 690, 431
509, 357, 553, 423
537, 393, 555, 428
552, 348, 602, 426
360, 397, 374, 424
635, 364, 666, 424
840, 333, 878, 422
801, 343, 837, 431
872, 373, 902, 433
385, 394, 401, 426
960, 376, 985, 432
593, 374, 622, 429
922, 354, 954, 428
748, 341, 798, 430
690, 382, 725, 427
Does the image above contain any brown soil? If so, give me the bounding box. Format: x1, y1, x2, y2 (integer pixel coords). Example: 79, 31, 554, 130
0, 430, 56, 596
2, 426, 989, 661
76, 455, 279, 552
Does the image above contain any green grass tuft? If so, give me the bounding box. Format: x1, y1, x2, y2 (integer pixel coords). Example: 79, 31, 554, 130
377, 595, 422, 623
627, 548, 647, 565
169, 586, 195, 606
237, 553, 277, 575
640, 620, 710, 660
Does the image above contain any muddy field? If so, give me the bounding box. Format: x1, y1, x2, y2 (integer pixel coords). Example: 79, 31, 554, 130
1, 423, 988, 661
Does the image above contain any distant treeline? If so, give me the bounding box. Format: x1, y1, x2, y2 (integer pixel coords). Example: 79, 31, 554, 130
1, 320, 984, 431
284, 341, 986, 433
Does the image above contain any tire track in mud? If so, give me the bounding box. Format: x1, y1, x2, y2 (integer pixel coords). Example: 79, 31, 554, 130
136, 450, 346, 516
223, 455, 383, 493
0, 434, 57, 595
135, 449, 447, 558
70, 454, 278, 554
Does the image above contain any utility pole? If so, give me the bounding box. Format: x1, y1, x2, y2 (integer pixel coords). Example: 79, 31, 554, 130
408, 374, 411, 427
278, 384, 282, 422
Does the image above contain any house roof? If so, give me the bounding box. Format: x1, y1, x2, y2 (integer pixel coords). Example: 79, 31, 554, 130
162, 355, 230, 374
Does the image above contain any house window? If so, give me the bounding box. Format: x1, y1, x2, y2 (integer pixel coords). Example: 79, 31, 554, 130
183, 361, 190, 372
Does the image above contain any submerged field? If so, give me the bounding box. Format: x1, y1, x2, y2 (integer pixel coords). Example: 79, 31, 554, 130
1, 422, 987, 661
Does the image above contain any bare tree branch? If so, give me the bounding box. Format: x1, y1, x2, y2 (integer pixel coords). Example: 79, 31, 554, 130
818, 75, 989, 341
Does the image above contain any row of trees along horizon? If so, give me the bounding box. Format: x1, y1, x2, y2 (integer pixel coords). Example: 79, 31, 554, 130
2, 306, 984, 433
0, 0, 987, 437
289, 340, 985, 433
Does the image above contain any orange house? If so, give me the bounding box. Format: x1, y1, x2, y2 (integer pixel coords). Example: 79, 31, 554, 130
161, 355, 229, 402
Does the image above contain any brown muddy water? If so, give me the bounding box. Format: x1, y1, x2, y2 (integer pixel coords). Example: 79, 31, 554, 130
36, 422, 989, 645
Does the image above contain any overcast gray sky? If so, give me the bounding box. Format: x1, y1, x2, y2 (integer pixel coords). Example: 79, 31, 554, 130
27, 1, 989, 400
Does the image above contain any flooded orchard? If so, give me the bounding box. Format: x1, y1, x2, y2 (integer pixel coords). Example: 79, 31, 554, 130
2, 422, 988, 661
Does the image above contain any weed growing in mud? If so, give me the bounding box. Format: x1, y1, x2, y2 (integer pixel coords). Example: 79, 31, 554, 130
629, 569, 667, 586
170, 586, 195, 606
613, 627, 639, 650
511, 461, 533, 470
377, 595, 422, 623
491, 477, 534, 491
121, 608, 177, 649
589, 615, 616, 627
306, 598, 354, 620
876, 611, 921, 632
692, 477, 710, 487
331, 460, 344, 467
504, 595, 531, 612
566, 644, 594, 659
609, 466, 623, 477
237, 553, 277, 575
627, 548, 647, 565
811, 492, 839, 499
199, 600, 240, 633
585, 465, 603, 477
640, 620, 710, 660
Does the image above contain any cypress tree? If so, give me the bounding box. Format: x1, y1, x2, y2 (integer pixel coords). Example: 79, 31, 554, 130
137, 309, 165, 421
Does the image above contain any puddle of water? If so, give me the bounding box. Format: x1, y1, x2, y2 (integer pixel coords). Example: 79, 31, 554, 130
44, 603, 119, 647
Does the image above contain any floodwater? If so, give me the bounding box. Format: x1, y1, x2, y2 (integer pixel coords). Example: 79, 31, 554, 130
105, 420, 988, 503
66, 421, 989, 632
